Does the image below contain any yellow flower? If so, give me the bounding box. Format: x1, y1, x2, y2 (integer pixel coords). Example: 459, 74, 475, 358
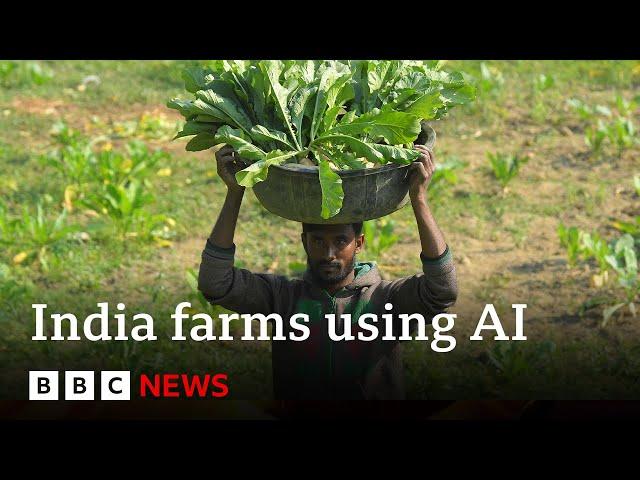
157, 168, 172, 177
101, 142, 113, 152
13, 252, 28, 264
77, 84, 86, 92
155, 238, 173, 248
64, 185, 76, 212
165, 217, 176, 227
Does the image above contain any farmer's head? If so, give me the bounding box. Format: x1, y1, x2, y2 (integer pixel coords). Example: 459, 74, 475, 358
301, 222, 364, 285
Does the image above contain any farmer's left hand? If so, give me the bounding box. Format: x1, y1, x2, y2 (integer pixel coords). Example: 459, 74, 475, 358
409, 144, 436, 200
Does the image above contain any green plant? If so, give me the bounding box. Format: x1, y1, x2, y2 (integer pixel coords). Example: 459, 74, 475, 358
0, 203, 81, 270
607, 117, 637, 157
92, 140, 169, 187
111, 112, 180, 140
601, 234, 639, 326
80, 180, 155, 239
634, 175, 640, 196
428, 156, 467, 197
0, 61, 53, 87
487, 152, 528, 188
362, 218, 398, 258
580, 231, 613, 272
478, 62, 504, 96
557, 223, 583, 267
567, 98, 612, 122
486, 341, 555, 384
584, 120, 608, 155
168, 60, 475, 219
614, 94, 638, 117
533, 74, 555, 93
39, 123, 95, 185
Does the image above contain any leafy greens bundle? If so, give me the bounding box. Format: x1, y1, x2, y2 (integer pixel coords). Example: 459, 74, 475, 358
168, 60, 475, 218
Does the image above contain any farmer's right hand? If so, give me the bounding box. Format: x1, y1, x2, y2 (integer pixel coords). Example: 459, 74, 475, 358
215, 145, 247, 192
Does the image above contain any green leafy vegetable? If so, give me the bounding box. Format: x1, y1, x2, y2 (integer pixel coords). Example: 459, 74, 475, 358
168, 60, 475, 218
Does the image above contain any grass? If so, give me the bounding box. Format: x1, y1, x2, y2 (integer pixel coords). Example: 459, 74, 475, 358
1, 60, 640, 401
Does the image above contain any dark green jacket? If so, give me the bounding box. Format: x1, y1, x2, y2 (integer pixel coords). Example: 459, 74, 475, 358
198, 240, 458, 400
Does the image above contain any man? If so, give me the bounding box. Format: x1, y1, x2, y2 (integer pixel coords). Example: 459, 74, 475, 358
198, 144, 458, 401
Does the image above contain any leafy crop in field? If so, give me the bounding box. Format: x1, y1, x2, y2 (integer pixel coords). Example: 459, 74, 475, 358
478, 62, 505, 96
486, 340, 556, 383
559, 217, 640, 325
608, 117, 637, 157
81, 180, 154, 239
428, 156, 468, 197
93, 140, 169, 187
0, 61, 53, 87
0, 202, 80, 270
533, 74, 555, 93
601, 235, 638, 326
557, 223, 583, 267
584, 120, 609, 155
362, 218, 398, 258
572, 95, 639, 158
41, 123, 170, 189
486, 152, 528, 188
580, 231, 613, 273
110, 112, 180, 140
168, 60, 475, 219
567, 98, 612, 122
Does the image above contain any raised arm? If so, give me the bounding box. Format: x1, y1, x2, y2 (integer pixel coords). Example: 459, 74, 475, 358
208, 146, 245, 248
388, 145, 458, 318
409, 144, 448, 259
198, 147, 286, 314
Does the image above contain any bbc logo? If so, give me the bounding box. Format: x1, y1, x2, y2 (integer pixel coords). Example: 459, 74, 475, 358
29, 371, 131, 400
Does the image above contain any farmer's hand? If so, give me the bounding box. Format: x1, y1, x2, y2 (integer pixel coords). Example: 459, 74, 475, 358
409, 144, 436, 201
215, 145, 247, 192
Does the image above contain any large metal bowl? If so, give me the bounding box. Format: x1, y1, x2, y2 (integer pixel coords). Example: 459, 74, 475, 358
252, 123, 436, 224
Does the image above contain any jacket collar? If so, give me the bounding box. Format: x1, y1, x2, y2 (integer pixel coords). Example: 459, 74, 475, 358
303, 261, 381, 293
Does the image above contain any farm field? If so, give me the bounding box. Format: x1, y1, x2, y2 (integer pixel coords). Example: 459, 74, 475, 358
1, 60, 639, 402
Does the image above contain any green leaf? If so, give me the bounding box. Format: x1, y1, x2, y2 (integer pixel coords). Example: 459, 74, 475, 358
441, 84, 476, 106
318, 158, 344, 219
191, 98, 234, 123
369, 144, 421, 164
196, 89, 253, 135
186, 133, 218, 152
310, 67, 342, 141
182, 67, 213, 93
260, 61, 301, 150
329, 150, 367, 170
321, 105, 345, 135
328, 109, 421, 145
235, 150, 299, 187
313, 134, 384, 163
249, 125, 294, 150
174, 121, 217, 139
404, 89, 444, 119
166, 98, 195, 118
213, 126, 266, 161
289, 85, 316, 146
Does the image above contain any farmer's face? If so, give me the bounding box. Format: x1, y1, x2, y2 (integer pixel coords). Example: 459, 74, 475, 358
302, 224, 364, 285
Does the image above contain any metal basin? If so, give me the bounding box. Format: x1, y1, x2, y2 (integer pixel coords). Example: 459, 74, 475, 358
252, 123, 436, 224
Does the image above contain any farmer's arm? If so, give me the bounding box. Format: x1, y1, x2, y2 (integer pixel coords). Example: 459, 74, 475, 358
388, 146, 458, 317
198, 146, 284, 314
